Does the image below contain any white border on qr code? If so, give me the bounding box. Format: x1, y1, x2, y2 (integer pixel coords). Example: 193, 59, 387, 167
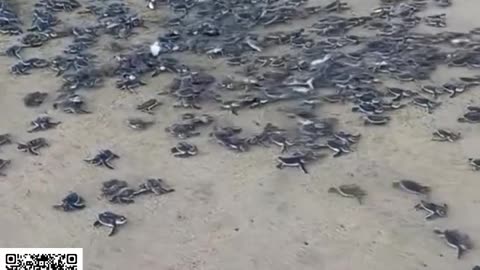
0, 248, 83, 270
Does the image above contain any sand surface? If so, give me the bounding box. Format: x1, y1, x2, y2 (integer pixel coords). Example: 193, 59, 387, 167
1, 0, 480, 269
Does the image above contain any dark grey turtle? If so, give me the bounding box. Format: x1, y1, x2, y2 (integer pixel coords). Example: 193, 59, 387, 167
93, 211, 127, 237
53, 94, 91, 114
414, 200, 448, 220
5, 45, 25, 59
276, 154, 308, 174
108, 187, 136, 204
23, 92, 48, 107
363, 115, 390, 125
432, 129, 461, 142
387, 87, 416, 101
127, 118, 154, 130
434, 229, 472, 259
468, 158, 480, 170
137, 98, 161, 114
84, 150, 119, 170
352, 102, 384, 114
334, 131, 361, 144
392, 180, 431, 195
328, 184, 366, 204
133, 178, 175, 196
324, 140, 351, 157
101, 179, 129, 196
458, 111, 480, 123
467, 106, 480, 112
0, 134, 11, 146
0, 159, 11, 176
420, 85, 443, 98
442, 82, 470, 98
412, 97, 440, 113
17, 138, 48, 155
171, 142, 198, 158
269, 133, 294, 153
28, 116, 61, 133
53, 192, 86, 212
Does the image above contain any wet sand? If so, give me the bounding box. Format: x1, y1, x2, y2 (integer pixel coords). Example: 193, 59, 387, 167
1, 0, 480, 269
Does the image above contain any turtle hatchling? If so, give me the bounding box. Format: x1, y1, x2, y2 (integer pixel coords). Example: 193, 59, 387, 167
171, 142, 198, 158
328, 184, 366, 204
412, 97, 439, 113
432, 129, 461, 142
276, 154, 308, 174
434, 229, 472, 259
84, 150, 119, 170
17, 137, 48, 155
127, 118, 154, 130
93, 211, 127, 237
363, 115, 390, 125
458, 111, 480, 123
108, 187, 136, 204
137, 99, 161, 114
414, 200, 448, 220
468, 158, 480, 170
0, 159, 11, 176
392, 180, 431, 195
133, 178, 175, 196
0, 134, 11, 147
23, 92, 48, 107
28, 116, 61, 133
53, 192, 86, 212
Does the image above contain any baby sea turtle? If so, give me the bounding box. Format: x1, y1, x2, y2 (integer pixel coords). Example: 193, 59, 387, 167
276, 154, 308, 174
171, 142, 198, 158
53, 192, 86, 212
392, 180, 431, 195
433, 229, 472, 259
309, 140, 351, 157
432, 129, 461, 142
23, 92, 48, 107
109, 187, 136, 204
133, 178, 175, 196
468, 158, 480, 170
269, 133, 294, 153
17, 138, 48, 155
93, 211, 127, 237
137, 99, 161, 114
0, 159, 11, 176
412, 97, 439, 113
458, 111, 480, 123
328, 184, 366, 204
127, 118, 154, 130
84, 150, 119, 170
101, 179, 128, 196
420, 85, 443, 99
414, 200, 448, 220
0, 134, 11, 146
53, 94, 91, 114
363, 115, 390, 125
28, 116, 61, 133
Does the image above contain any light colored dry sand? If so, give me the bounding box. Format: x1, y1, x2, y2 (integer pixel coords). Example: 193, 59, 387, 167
1, 0, 480, 269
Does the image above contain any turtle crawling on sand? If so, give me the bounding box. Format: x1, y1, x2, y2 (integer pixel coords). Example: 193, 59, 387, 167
432, 129, 461, 142
94, 211, 127, 236
392, 180, 431, 195
434, 229, 472, 259
84, 150, 119, 170
414, 200, 448, 220
53, 192, 85, 212
328, 184, 366, 204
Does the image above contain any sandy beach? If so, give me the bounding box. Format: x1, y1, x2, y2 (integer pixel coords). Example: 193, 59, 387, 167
1, 0, 480, 269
